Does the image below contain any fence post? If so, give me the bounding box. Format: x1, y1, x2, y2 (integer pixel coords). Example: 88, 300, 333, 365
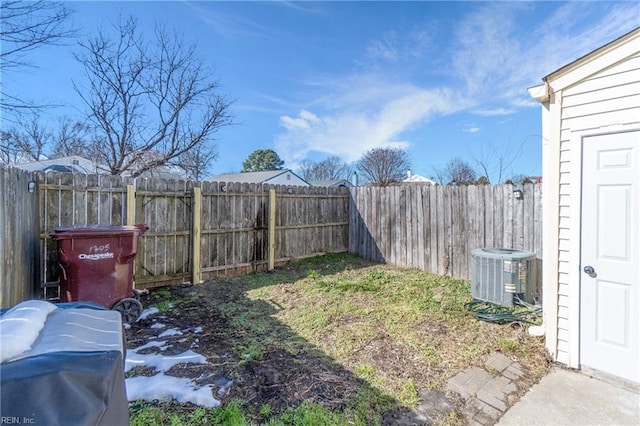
192, 186, 202, 284
126, 184, 135, 226
268, 188, 276, 271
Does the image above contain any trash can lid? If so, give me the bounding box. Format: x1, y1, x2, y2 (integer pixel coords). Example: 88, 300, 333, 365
51, 224, 148, 239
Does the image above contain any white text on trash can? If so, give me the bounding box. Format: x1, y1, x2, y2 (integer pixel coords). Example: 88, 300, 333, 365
79, 252, 115, 260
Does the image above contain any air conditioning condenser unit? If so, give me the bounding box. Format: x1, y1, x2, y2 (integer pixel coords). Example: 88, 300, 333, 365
471, 248, 537, 307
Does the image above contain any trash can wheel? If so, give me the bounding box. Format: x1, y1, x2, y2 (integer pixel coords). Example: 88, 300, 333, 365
112, 298, 143, 324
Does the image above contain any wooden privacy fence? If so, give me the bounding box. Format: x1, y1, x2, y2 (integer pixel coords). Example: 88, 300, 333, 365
349, 184, 542, 280
1, 163, 542, 308
0, 167, 39, 308
37, 172, 351, 292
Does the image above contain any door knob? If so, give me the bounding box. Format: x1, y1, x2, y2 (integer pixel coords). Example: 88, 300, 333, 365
583, 265, 597, 278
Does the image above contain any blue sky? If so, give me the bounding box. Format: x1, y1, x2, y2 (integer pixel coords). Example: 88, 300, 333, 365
4, 1, 640, 182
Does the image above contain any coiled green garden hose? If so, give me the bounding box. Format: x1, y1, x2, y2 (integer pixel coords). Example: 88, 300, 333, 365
464, 299, 542, 325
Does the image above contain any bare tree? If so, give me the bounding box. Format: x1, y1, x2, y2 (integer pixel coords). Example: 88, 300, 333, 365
1, 114, 96, 164
173, 143, 218, 181
2, 113, 50, 161
356, 147, 410, 186
74, 17, 232, 177
50, 119, 92, 158
469, 140, 524, 184
1, 0, 75, 111
298, 156, 351, 181
435, 157, 477, 185
0, 131, 22, 164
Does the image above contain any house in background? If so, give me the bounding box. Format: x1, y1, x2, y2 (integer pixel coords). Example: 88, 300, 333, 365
402, 170, 436, 186
15, 155, 110, 174
205, 170, 310, 186
15, 155, 184, 180
309, 179, 353, 188
529, 27, 640, 385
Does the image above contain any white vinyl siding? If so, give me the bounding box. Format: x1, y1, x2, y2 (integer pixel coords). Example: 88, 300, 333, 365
550, 50, 640, 366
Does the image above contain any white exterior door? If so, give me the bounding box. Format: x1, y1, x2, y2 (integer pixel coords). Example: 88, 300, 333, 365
580, 130, 640, 383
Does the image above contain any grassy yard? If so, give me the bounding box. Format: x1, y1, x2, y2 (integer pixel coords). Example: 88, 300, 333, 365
128, 253, 548, 425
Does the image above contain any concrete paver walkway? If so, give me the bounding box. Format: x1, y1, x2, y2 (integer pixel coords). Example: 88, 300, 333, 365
446, 352, 640, 426
446, 352, 527, 425
497, 368, 640, 426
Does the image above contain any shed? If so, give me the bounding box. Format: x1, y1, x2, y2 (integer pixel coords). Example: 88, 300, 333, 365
529, 27, 640, 385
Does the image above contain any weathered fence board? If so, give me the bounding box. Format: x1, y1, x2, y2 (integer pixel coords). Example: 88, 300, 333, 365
39, 172, 132, 286
134, 178, 194, 288
349, 184, 542, 280
33, 175, 351, 292
0, 167, 40, 308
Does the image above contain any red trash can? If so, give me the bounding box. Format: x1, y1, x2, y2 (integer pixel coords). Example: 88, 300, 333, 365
51, 224, 148, 322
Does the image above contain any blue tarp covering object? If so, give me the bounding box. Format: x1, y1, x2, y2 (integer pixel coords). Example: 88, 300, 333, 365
0, 301, 129, 425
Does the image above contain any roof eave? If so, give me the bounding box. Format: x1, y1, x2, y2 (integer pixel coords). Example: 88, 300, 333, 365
528, 82, 550, 103
529, 27, 640, 104
548, 27, 640, 92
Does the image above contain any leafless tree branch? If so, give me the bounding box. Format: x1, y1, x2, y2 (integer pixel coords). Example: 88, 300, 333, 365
356, 147, 410, 186
469, 140, 525, 184
1, 0, 75, 111
434, 157, 477, 185
298, 156, 351, 181
74, 17, 232, 177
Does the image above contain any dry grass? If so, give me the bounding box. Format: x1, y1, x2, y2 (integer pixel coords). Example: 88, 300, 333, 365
246, 257, 548, 399
130, 253, 549, 425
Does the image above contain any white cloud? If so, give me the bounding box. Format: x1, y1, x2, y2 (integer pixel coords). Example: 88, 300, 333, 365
450, 2, 640, 107
463, 126, 481, 134
473, 108, 515, 117
451, 3, 528, 96
407, 28, 436, 58
273, 2, 640, 168
189, 3, 272, 39
360, 24, 438, 70
366, 31, 399, 62
275, 83, 467, 166
279, 110, 320, 131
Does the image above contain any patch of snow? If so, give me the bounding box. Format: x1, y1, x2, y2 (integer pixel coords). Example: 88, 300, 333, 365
125, 310, 223, 408
137, 307, 159, 321
133, 340, 169, 352
123, 323, 131, 330
0, 300, 57, 362
158, 328, 183, 338
126, 373, 220, 408
125, 349, 206, 373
